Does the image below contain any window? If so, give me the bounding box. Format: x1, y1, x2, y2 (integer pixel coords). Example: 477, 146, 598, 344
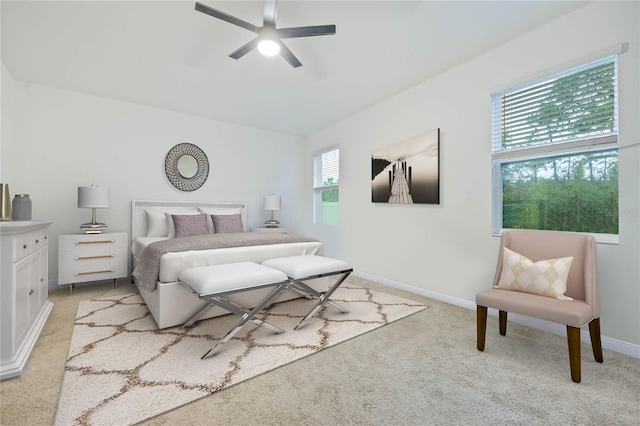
314, 147, 339, 224
491, 56, 618, 235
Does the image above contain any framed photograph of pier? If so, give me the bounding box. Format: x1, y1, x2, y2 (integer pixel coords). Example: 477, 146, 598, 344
371, 128, 440, 204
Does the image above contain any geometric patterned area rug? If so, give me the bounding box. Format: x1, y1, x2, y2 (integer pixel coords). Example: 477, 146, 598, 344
54, 285, 428, 426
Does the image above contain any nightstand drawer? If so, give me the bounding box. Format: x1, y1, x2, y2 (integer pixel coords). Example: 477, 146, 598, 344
250, 227, 289, 234
58, 232, 128, 286
58, 256, 125, 284
59, 235, 125, 256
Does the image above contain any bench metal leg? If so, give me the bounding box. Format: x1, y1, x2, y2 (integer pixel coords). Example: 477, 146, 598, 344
209, 296, 285, 334
289, 281, 349, 314
291, 270, 352, 330
200, 282, 289, 359
182, 297, 284, 334
182, 304, 213, 329
287, 285, 315, 300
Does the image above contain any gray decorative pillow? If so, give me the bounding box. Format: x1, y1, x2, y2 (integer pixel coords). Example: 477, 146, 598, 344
211, 214, 244, 233
172, 214, 209, 238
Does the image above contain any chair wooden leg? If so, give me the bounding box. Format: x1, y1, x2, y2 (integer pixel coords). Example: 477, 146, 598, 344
567, 326, 581, 383
499, 310, 507, 336
589, 318, 604, 363
477, 305, 487, 351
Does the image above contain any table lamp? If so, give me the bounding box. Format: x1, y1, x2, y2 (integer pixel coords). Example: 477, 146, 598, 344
263, 195, 281, 228
78, 185, 109, 233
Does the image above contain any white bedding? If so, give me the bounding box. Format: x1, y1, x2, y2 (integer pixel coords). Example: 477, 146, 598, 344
131, 236, 166, 258
131, 237, 324, 283
130, 200, 327, 329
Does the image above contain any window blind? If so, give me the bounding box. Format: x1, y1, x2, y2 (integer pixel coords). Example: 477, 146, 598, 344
492, 57, 617, 153
314, 148, 339, 188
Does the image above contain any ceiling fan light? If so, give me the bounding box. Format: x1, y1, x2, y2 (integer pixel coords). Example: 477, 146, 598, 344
257, 39, 280, 56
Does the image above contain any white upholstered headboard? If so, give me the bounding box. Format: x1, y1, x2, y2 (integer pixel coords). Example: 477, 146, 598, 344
131, 200, 247, 241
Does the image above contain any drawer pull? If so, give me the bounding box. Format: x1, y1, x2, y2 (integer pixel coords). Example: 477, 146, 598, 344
29, 289, 34, 296
75, 255, 115, 260
75, 240, 115, 244
76, 269, 114, 276
36, 239, 39, 244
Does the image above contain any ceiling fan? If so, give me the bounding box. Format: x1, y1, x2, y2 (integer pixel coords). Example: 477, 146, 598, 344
195, 1, 336, 68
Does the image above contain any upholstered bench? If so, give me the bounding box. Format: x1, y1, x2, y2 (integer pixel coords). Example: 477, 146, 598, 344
262, 255, 353, 329
179, 262, 289, 359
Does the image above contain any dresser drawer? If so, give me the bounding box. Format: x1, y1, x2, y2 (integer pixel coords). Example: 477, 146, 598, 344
14, 233, 32, 261
31, 229, 49, 251
12, 229, 48, 261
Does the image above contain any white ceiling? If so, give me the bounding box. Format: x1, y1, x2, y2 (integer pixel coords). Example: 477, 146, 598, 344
1, 1, 589, 136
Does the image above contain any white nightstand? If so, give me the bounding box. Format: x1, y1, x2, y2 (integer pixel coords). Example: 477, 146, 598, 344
251, 227, 290, 234
58, 232, 128, 294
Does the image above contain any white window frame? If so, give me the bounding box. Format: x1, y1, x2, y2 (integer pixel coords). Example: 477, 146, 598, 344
313, 146, 339, 224
491, 55, 619, 244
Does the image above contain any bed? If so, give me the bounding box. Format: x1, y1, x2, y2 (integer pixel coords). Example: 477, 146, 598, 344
130, 200, 326, 329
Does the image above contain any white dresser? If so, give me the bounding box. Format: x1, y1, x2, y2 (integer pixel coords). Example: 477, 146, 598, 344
58, 232, 128, 294
0, 221, 53, 381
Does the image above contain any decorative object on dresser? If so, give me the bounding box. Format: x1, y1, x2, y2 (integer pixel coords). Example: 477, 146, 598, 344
0, 221, 53, 380
164, 143, 209, 191
77, 185, 109, 233
58, 232, 128, 295
1, 183, 11, 221
12, 194, 32, 221
263, 195, 281, 228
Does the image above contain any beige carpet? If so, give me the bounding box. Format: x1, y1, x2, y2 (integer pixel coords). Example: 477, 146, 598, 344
54, 285, 427, 425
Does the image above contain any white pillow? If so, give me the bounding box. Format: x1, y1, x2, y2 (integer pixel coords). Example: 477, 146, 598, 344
144, 209, 198, 237
198, 207, 243, 233
496, 247, 574, 300
144, 210, 169, 237
165, 211, 203, 238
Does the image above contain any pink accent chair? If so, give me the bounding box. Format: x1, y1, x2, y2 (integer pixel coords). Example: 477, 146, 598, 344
476, 230, 603, 383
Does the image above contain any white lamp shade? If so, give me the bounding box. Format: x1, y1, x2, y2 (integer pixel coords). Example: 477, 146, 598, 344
263, 195, 281, 211
78, 186, 110, 209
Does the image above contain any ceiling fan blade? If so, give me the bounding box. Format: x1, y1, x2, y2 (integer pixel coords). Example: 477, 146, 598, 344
195, 2, 259, 33
229, 38, 259, 59
277, 25, 336, 39
263, 0, 278, 27
276, 40, 302, 68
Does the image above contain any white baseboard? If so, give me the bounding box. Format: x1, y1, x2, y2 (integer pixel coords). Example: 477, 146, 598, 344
353, 270, 640, 359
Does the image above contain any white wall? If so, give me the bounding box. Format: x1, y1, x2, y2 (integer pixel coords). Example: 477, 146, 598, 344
1, 61, 15, 184
7, 83, 305, 279
302, 1, 640, 345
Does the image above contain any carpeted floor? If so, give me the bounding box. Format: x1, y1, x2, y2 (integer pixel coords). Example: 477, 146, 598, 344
1, 276, 639, 425
54, 285, 426, 425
